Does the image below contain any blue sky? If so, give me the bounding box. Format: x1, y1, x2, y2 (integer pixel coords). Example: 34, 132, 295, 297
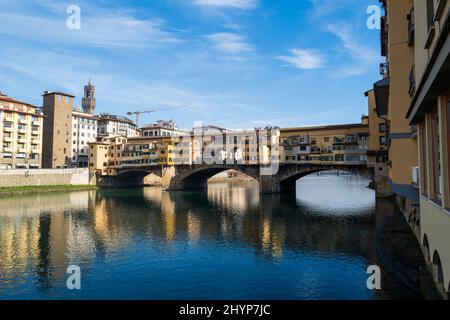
0, 0, 381, 130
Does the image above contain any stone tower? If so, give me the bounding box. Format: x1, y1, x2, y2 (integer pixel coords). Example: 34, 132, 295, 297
42, 91, 74, 168
82, 80, 96, 114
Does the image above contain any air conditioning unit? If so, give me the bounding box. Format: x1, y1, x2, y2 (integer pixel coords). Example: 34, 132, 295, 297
412, 166, 419, 186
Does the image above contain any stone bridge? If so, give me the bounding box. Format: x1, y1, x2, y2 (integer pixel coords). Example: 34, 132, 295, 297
96, 163, 375, 194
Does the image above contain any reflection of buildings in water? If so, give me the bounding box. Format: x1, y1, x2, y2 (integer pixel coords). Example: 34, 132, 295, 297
187, 210, 201, 241
88, 191, 135, 252
0, 191, 100, 290
208, 181, 259, 214
0, 215, 40, 278
0, 192, 91, 284
161, 192, 176, 241
142, 186, 163, 203
259, 218, 286, 259
0, 179, 382, 293
0, 191, 89, 217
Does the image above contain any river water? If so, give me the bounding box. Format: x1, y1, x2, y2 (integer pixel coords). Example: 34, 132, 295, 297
0, 174, 434, 299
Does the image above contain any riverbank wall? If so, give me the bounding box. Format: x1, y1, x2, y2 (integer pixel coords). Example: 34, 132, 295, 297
0, 168, 90, 188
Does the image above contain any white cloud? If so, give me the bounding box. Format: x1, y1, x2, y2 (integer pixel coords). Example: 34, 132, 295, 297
206, 32, 253, 54
308, 0, 360, 17
193, 0, 259, 10
277, 49, 325, 70
0, 11, 180, 48
326, 23, 378, 76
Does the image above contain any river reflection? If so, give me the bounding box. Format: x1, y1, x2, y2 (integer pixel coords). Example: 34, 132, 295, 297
0, 175, 427, 299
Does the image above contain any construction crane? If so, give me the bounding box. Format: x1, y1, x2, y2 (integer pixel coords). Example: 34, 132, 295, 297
126, 106, 186, 127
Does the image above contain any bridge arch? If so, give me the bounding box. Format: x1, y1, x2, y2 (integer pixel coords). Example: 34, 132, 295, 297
167, 165, 260, 191
275, 164, 373, 193
97, 168, 163, 188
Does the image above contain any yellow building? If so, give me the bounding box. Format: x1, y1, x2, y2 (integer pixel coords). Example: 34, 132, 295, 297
375, 0, 419, 211
89, 135, 127, 176
405, 0, 450, 299
364, 89, 390, 196
88, 135, 177, 176
279, 121, 369, 165
0, 93, 44, 169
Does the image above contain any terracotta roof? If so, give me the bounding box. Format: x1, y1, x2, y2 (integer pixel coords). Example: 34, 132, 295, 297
0, 95, 39, 109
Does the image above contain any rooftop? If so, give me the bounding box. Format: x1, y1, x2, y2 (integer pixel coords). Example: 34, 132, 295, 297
0, 94, 39, 109
281, 123, 369, 133
98, 113, 135, 125
42, 91, 75, 98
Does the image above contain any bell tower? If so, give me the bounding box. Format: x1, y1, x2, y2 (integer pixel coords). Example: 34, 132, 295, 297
82, 79, 96, 114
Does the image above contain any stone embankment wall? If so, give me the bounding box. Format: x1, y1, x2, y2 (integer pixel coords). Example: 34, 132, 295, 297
0, 168, 90, 187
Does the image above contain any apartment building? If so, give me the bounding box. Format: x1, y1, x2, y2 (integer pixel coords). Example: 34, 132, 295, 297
279, 121, 369, 165
0, 93, 44, 169
376, 0, 419, 208
89, 135, 177, 175
141, 120, 188, 137
71, 110, 98, 167
365, 89, 391, 196
405, 0, 450, 298
89, 135, 127, 176
97, 114, 139, 138
371, 0, 450, 298
42, 91, 74, 168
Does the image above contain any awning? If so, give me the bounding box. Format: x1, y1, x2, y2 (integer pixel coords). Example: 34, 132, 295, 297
373, 77, 390, 117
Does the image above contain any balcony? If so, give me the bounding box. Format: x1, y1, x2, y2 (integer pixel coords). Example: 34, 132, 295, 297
3, 124, 13, 132
409, 65, 416, 97
407, 8, 415, 46
18, 118, 28, 124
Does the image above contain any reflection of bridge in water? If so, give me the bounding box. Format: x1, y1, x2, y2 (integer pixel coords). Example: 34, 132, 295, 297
97, 163, 376, 194
0, 181, 428, 299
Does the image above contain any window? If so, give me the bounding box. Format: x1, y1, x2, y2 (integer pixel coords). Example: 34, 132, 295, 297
379, 136, 387, 145
379, 123, 386, 133
431, 108, 442, 199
